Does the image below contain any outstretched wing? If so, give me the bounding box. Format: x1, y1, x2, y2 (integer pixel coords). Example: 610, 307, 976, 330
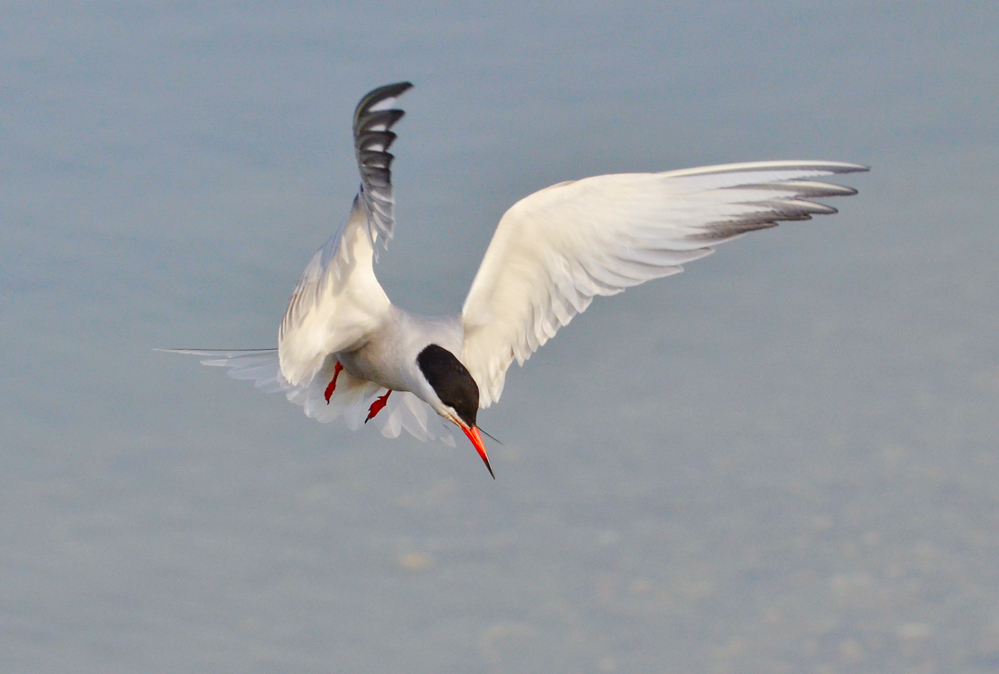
157, 349, 456, 446
461, 160, 868, 407
278, 82, 413, 387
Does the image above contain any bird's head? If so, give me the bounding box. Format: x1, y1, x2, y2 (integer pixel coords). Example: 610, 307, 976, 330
416, 344, 493, 478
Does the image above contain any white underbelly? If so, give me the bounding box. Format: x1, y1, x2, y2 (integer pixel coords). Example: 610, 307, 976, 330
336, 342, 412, 392
335, 308, 465, 394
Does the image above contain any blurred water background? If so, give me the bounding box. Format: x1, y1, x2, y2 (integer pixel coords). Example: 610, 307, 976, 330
2, 2, 998, 672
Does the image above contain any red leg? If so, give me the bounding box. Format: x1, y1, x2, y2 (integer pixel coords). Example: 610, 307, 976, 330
365, 390, 392, 423
324, 361, 344, 404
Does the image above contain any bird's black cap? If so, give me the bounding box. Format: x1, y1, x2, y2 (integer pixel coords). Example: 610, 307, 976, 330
416, 344, 479, 427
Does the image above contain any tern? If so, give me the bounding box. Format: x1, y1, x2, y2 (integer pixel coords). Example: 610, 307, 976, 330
163, 82, 867, 478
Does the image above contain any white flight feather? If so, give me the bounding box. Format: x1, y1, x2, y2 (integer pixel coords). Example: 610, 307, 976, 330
461, 160, 868, 407
278, 198, 392, 387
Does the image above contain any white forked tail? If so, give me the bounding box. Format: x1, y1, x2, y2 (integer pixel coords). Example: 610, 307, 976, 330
156, 349, 455, 445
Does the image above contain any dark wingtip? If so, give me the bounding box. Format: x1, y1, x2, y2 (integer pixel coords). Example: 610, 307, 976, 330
824, 162, 870, 174
355, 82, 414, 119
369, 81, 413, 103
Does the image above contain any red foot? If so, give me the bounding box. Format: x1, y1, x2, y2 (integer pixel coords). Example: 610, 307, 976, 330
365, 390, 392, 423
324, 361, 344, 404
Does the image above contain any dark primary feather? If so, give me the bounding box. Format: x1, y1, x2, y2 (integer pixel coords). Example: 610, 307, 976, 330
352, 81, 413, 250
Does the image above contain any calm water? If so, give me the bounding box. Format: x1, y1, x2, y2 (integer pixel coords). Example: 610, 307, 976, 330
3, 3, 998, 672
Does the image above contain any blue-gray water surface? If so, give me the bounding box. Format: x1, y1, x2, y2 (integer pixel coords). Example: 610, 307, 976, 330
3, 3, 998, 673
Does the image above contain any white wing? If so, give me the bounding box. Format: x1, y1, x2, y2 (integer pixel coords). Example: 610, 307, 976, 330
157, 349, 455, 446
461, 160, 868, 407
278, 82, 413, 387
160, 84, 457, 445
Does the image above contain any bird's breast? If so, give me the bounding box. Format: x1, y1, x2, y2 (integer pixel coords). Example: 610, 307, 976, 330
335, 307, 464, 395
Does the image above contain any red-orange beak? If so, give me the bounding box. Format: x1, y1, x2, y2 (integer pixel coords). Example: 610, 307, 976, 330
460, 425, 494, 479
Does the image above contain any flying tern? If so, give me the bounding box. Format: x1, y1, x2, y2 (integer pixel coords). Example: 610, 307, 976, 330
163, 82, 867, 478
